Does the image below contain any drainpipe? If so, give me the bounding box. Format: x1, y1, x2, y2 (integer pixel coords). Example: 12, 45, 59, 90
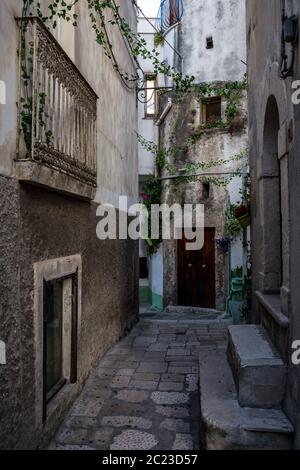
156, 98, 173, 127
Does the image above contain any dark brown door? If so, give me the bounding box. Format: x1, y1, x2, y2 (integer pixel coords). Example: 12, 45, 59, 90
178, 228, 216, 308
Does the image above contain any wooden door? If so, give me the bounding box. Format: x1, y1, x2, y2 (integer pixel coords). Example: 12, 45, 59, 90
178, 228, 216, 308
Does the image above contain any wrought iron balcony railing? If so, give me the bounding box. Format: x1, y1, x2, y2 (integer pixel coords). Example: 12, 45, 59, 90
17, 17, 98, 188
156, 0, 183, 34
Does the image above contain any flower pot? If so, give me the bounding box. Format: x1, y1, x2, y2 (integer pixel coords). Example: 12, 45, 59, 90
237, 213, 250, 228
216, 237, 231, 254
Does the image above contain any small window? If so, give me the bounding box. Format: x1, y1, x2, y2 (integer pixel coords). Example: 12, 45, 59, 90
43, 273, 78, 419
203, 97, 222, 124
45, 280, 64, 400
202, 182, 210, 199
144, 75, 157, 118
206, 36, 214, 49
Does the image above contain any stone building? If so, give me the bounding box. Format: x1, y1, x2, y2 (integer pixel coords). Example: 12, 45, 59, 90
247, 0, 300, 448
198, 0, 300, 451
139, 0, 248, 312
0, 0, 138, 449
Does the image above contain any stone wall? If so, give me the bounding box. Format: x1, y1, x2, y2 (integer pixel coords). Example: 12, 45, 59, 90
247, 0, 300, 448
177, 0, 246, 82
0, 0, 139, 449
0, 177, 139, 449
159, 91, 248, 310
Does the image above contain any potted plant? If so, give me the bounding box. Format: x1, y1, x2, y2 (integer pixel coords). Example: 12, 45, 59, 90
224, 204, 242, 238
234, 204, 250, 228
216, 236, 231, 254
154, 32, 165, 47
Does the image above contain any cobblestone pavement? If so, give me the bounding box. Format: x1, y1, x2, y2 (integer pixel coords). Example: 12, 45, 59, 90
50, 317, 228, 451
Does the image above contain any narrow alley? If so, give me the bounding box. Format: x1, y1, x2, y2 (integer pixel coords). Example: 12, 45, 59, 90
49, 313, 228, 451
2, 0, 300, 455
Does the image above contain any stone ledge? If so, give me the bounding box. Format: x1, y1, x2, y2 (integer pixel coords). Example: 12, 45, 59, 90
165, 305, 225, 316
15, 160, 96, 201
255, 291, 290, 329
199, 349, 293, 450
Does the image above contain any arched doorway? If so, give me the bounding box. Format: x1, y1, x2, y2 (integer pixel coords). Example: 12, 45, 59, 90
260, 95, 282, 293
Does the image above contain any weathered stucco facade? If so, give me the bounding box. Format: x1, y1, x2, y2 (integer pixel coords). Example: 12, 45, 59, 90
0, 0, 138, 449
158, 0, 248, 311
247, 0, 300, 448
177, 0, 246, 83
160, 93, 248, 310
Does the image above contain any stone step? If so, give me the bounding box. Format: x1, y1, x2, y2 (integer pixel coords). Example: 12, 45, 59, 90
227, 325, 286, 409
165, 305, 224, 317
199, 349, 294, 450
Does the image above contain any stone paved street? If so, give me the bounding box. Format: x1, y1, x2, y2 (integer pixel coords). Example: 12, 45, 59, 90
50, 316, 229, 451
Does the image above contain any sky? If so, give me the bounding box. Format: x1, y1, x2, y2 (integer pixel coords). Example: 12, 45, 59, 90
138, 0, 161, 17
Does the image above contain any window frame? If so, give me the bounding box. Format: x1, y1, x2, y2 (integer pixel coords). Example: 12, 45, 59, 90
42, 270, 78, 422
144, 74, 158, 119
34, 255, 82, 428
201, 96, 222, 125
206, 36, 214, 49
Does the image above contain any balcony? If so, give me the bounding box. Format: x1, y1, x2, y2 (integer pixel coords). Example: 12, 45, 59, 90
156, 0, 183, 34
16, 18, 98, 200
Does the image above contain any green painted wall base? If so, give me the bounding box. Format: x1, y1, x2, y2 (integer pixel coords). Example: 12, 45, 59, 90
139, 286, 151, 304
139, 285, 164, 312
151, 292, 164, 311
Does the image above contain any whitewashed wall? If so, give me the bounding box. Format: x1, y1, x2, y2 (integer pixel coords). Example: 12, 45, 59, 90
0, 0, 138, 207
179, 0, 246, 83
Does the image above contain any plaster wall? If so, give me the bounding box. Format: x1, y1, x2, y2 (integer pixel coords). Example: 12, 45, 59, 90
137, 17, 162, 177
0, 0, 139, 449
246, 0, 300, 448
148, 246, 164, 310
179, 0, 246, 83
0, 0, 138, 206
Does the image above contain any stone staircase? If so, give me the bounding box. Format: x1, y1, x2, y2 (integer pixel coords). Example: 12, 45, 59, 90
199, 325, 294, 450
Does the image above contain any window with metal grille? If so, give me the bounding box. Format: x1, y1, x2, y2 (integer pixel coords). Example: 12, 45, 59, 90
144, 75, 157, 118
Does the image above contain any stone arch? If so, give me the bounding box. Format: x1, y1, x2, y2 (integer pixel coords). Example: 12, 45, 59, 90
259, 95, 282, 293
257, 62, 289, 151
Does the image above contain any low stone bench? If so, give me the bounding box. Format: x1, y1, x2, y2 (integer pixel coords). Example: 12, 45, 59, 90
199, 349, 293, 450
227, 325, 286, 409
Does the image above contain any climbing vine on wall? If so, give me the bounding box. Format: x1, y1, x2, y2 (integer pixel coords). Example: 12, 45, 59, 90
195, 79, 247, 120
23, 0, 195, 93
138, 133, 248, 255
19, 15, 53, 153
21, 0, 249, 257
21, 1, 247, 149
138, 134, 248, 184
